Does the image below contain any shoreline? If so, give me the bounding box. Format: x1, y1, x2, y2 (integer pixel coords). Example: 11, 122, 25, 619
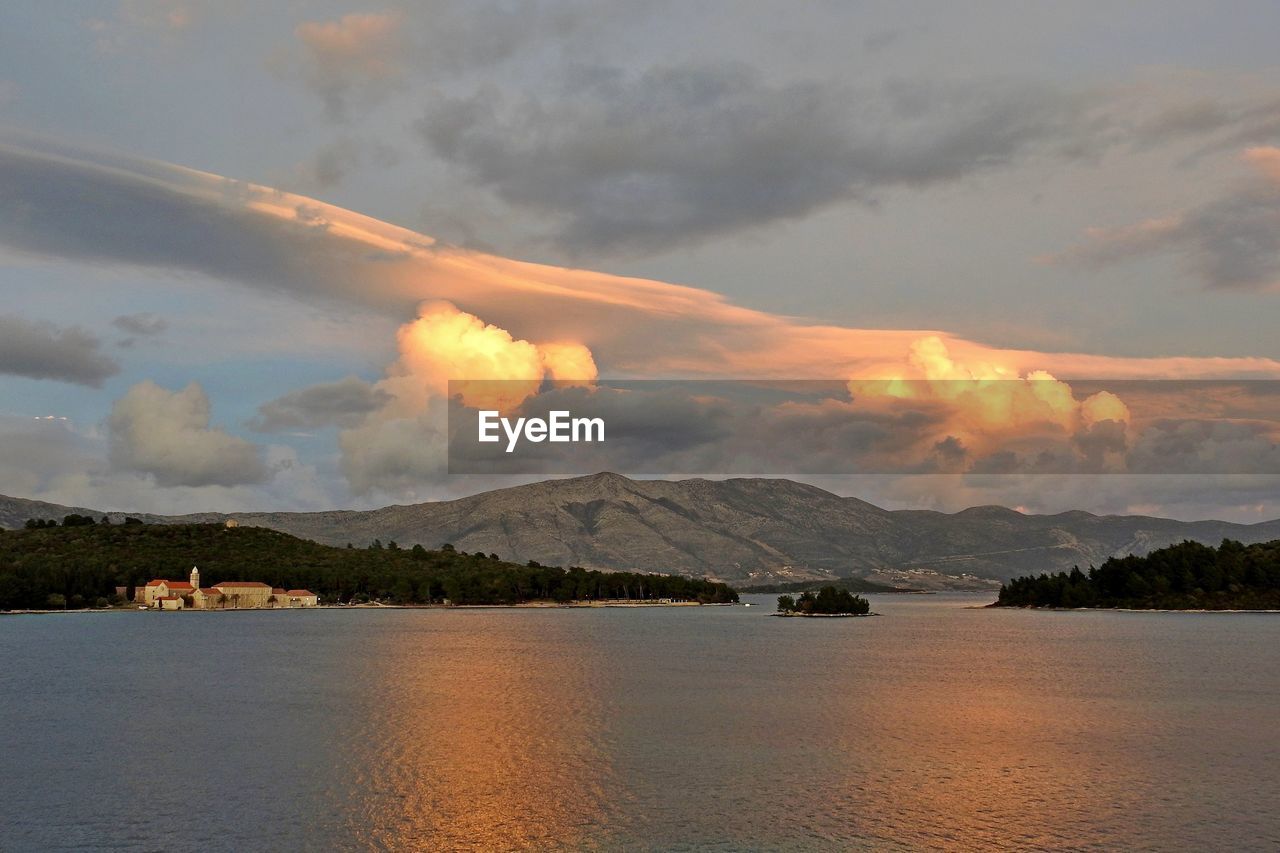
984, 605, 1280, 614
772, 611, 879, 618
1, 599, 724, 616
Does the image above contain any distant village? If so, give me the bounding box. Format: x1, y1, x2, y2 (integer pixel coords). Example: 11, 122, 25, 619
137, 566, 317, 610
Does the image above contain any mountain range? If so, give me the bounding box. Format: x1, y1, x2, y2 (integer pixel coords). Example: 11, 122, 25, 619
4, 473, 1279, 589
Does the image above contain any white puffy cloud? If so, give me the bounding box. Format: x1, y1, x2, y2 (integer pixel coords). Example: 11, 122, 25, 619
108, 380, 269, 487
337, 301, 598, 495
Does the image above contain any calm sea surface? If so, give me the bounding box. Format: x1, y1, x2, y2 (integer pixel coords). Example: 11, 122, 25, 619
1, 593, 1278, 851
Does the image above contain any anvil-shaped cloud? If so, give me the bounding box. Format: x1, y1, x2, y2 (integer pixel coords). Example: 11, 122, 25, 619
3, 137, 1280, 383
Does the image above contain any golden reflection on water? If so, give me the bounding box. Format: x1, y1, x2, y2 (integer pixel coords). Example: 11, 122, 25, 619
820, 616, 1172, 850
336, 613, 619, 850
307, 603, 1280, 851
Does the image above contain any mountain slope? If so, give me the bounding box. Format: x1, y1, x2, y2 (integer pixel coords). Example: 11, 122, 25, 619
4, 473, 1279, 584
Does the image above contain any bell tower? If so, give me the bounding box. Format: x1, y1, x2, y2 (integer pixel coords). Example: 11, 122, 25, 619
190, 566, 200, 590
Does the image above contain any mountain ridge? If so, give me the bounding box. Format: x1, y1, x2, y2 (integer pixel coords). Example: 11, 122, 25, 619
4, 473, 1279, 587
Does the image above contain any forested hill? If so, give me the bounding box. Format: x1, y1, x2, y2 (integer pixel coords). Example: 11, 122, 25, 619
7, 474, 1280, 585
0, 520, 737, 610
995, 539, 1280, 610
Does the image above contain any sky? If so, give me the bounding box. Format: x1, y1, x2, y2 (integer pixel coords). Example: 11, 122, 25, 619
1, 0, 1279, 520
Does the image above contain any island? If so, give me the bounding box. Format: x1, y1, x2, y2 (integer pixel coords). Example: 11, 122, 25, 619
775, 586, 872, 617
994, 538, 1280, 610
0, 516, 738, 611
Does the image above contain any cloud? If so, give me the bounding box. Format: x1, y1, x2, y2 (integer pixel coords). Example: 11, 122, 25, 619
251, 376, 392, 431
112, 312, 168, 336
84, 0, 215, 55
0, 415, 104, 499
337, 302, 598, 494
108, 380, 270, 487
0, 314, 119, 386
2, 138, 1279, 385
288, 138, 399, 191
0, 412, 342, 515
1049, 146, 1280, 291
441, 376, 1279, 479
418, 64, 1113, 254
289, 12, 406, 120
279, 1, 600, 119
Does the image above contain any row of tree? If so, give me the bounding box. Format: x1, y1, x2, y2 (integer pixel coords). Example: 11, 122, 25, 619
0, 520, 738, 610
777, 586, 871, 615
24, 515, 145, 529
996, 538, 1280, 609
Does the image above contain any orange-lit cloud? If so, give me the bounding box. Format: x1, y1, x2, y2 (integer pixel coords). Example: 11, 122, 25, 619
290, 12, 405, 118
4, 141, 1279, 384
841, 337, 1133, 472
337, 302, 598, 493
1243, 146, 1280, 182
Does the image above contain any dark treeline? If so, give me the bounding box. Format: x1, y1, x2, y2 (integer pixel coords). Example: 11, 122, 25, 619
777, 586, 871, 615
996, 538, 1280, 609
0, 521, 737, 610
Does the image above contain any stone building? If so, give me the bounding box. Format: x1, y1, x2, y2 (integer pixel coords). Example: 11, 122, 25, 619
191, 587, 223, 609
284, 589, 319, 607
140, 577, 194, 606
139, 567, 317, 609
213, 581, 273, 608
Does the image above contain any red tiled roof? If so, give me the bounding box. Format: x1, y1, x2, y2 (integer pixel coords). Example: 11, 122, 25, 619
156, 595, 181, 601
272, 588, 286, 595
166, 582, 194, 591
286, 590, 315, 597
198, 588, 221, 596
145, 579, 167, 587
214, 582, 271, 589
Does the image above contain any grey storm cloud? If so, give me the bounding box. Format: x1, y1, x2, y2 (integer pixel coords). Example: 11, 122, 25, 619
1051, 178, 1280, 291
0, 142, 419, 314
283, 3, 598, 121
252, 376, 393, 432
0, 314, 119, 387
112, 312, 168, 336
418, 64, 1111, 254
109, 380, 270, 487
1128, 419, 1280, 475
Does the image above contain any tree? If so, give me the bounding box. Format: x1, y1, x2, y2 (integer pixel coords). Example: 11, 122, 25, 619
777, 594, 796, 612
46, 593, 66, 610
0, 521, 739, 610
